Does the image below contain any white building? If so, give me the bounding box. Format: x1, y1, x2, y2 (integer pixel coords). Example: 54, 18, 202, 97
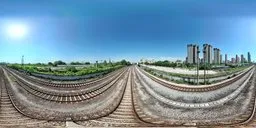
187, 44, 199, 64
248, 52, 251, 63
213, 48, 221, 64
225, 54, 228, 64
220, 54, 223, 64
241, 54, 244, 63
203, 44, 212, 64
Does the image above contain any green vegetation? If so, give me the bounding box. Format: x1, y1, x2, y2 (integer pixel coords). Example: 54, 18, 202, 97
146, 60, 177, 67
53, 60, 66, 66
8, 59, 131, 76
70, 61, 90, 65
143, 60, 195, 69
143, 59, 253, 70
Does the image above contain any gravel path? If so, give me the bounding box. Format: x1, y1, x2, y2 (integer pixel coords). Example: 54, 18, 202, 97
76, 69, 147, 127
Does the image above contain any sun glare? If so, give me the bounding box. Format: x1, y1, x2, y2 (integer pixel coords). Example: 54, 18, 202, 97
6, 24, 28, 39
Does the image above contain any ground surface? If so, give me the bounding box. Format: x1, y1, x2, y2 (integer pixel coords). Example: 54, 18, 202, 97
142, 64, 217, 75
0, 65, 256, 127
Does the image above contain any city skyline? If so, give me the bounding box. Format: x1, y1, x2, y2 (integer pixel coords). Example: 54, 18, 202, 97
0, 0, 256, 63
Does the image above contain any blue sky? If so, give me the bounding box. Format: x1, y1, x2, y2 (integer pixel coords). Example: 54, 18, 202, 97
0, 0, 256, 63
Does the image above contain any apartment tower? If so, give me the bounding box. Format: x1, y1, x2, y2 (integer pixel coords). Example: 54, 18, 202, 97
203, 44, 212, 64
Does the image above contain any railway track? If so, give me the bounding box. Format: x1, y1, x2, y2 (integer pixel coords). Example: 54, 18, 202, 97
2, 66, 133, 121
5, 67, 128, 103
75, 67, 151, 127
133, 65, 256, 127
1, 65, 256, 127
0, 67, 65, 127
137, 66, 254, 92
6, 67, 126, 88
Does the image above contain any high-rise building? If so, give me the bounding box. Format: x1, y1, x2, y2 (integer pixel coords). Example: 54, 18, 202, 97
231, 58, 236, 63
235, 55, 240, 63
225, 54, 228, 64
203, 44, 212, 64
220, 54, 222, 64
187, 44, 199, 64
248, 52, 251, 63
213, 48, 221, 64
241, 54, 244, 63
187, 44, 193, 64
236, 55, 238, 63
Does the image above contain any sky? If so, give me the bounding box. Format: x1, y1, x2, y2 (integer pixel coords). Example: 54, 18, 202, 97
0, 0, 256, 63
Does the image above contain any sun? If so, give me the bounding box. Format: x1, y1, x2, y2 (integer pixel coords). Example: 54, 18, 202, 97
6, 24, 28, 38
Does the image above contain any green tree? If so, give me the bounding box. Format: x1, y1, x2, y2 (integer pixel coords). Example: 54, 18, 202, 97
119, 59, 131, 66
66, 66, 78, 72
70, 62, 83, 65
48, 62, 54, 66
54, 60, 66, 66
84, 62, 90, 65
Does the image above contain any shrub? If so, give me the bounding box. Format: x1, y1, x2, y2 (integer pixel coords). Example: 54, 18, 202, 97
66, 67, 78, 72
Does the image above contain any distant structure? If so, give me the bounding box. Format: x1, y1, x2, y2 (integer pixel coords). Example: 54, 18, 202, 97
187, 44, 199, 64
225, 54, 228, 64
231, 58, 236, 63
248, 52, 251, 63
236, 55, 240, 63
213, 48, 221, 64
185, 44, 251, 65
140, 58, 155, 64
203, 44, 212, 64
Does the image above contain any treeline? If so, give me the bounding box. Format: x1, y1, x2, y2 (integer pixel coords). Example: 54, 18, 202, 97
47, 61, 90, 66
145, 60, 214, 69
117, 59, 131, 66
144, 60, 179, 67
7, 59, 131, 76
70, 62, 90, 65
150, 60, 177, 67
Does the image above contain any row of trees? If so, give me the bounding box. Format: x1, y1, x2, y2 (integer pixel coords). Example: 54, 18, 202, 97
47, 61, 91, 66
70, 61, 90, 65
144, 60, 179, 68
151, 60, 177, 67
45, 59, 131, 67
8, 59, 131, 68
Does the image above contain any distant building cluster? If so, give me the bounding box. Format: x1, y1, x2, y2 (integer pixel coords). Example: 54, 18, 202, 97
186, 43, 252, 65
140, 59, 155, 64
140, 44, 252, 65
227, 52, 251, 64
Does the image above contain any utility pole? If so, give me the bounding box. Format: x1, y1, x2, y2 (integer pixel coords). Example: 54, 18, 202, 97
197, 45, 200, 85
21, 55, 24, 66
96, 61, 98, 68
